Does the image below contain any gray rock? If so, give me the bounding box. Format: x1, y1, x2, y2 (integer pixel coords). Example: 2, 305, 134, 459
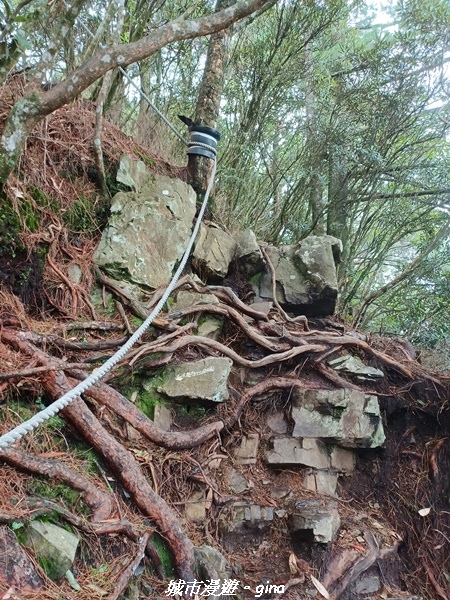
302, 471, 339, 496
172, 291, 219, 311
197, 317, 223, 341
328, 354, 384, 381
292, 389, 385, 448
267, 411, 288, 434
195, 545, 230, 583
116, 154, 148, 191
157, 357, 232, 403
193, 224, 237, 282
257, 235, 342, 317
352, 572, 381, 595
222, 465, 252, 494
67, 263, 82, 284
234, 230, 264, 276
153, 404, 172, 432
185, 489, 207, 522
233, 433, 259, 465
289, 499, 340, 543
266, 437, 330, 469
94, 175, 196, 289
26, 521, 79, 580
220, 502, 274, 535
330, 446, 355, 473
235, 229, 260, 258
266, 437, 355, 473
249, 301, 273, 315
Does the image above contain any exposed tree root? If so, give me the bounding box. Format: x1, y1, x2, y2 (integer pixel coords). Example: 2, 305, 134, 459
60, 397, 196, 581
323, 532, 400, 599
0, 275, 449, 599
0, 447, 113, 521
66, 371, 224, 450
1, 330, 196, 580
106, 531, 150, 600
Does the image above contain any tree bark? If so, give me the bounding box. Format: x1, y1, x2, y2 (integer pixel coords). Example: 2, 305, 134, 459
187, 0, 234, 194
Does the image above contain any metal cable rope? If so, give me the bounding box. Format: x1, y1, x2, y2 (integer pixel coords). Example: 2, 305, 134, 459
0, 5, 219, 449
0, 160, 216, 450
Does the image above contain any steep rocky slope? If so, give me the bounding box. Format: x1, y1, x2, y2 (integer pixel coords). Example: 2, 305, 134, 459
0, 79, 449, 600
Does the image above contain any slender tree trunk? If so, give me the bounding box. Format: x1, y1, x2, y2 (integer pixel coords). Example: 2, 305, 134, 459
327, 143, 349, 278
305, 48, 325, 234
187, 0, 234, 194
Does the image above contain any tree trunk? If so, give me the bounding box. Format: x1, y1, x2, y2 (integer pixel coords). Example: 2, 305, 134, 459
187, 0, 234, 194
327, 143, 349, 279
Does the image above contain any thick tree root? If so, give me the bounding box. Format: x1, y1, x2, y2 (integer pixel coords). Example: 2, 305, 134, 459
0, 446, 113, 521
1, 330, 196, 581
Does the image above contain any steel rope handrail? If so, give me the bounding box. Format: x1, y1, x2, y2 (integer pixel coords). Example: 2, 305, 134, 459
0, 2, 219, 449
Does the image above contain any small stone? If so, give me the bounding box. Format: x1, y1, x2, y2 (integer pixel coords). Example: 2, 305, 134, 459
233, 433, 259, 465
352, 572, 381, 594
302, 470, 339, 496
289, 499, 340, 544
267, 412, 288, 434
67, 263, 82, 284
153, 404, 172, 432
266, 437, 330, 469
222, 465, 251, 494
185, 490, 206, 522
26, 521, 79, 580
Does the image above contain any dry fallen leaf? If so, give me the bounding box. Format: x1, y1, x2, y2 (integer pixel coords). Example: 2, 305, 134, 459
310, 575, 330, 599
418, 507, 431, 517
205, 488, 213, 510
289, 552, 298, 575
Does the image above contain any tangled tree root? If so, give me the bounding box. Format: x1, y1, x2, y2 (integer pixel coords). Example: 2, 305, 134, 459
0, 279, 449, 598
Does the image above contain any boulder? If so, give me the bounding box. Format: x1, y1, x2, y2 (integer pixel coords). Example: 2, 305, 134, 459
157, 357, 232, 403
193, 224, 237, 282
94, 175, 196, 289
292, 389, 385, 448
257, 235, 342, 316
26, 521, 79, 580
289, 499, 340, 543
234, 229, 264, 277
116, 154, 148, 191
